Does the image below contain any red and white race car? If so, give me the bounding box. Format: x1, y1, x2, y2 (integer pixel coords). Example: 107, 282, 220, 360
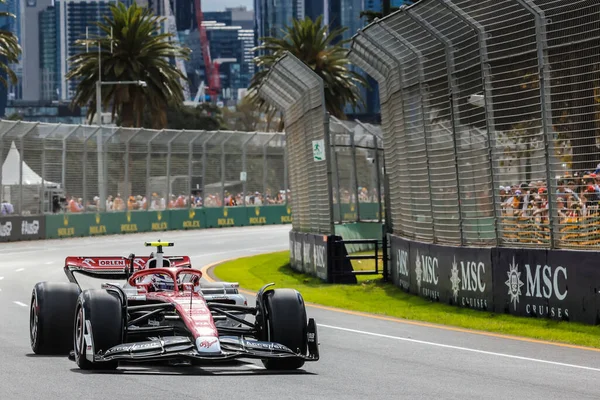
29, 241, 319, 371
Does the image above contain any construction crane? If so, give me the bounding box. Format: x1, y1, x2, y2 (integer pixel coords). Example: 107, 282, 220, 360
164, 0, 192, 102
194, 0, 221, 102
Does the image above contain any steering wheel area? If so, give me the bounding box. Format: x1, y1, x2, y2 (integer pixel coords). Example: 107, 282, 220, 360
128, 267, 203, 294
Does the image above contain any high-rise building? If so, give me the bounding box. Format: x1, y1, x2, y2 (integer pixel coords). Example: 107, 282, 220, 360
177, 6, 255, 104
39, 5, 58, 101
254, 0, 303, 46
44, 0, 128, 101
21, 0, 53, 101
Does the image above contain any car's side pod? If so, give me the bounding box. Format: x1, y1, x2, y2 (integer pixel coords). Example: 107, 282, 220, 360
254, 282, 275, 341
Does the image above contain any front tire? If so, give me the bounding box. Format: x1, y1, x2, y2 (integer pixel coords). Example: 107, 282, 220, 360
73, 289, 123, 370
30, 282, 81, 355
261, 289, 308, 370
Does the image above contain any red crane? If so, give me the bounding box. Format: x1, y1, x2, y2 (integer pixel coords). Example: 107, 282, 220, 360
194, 0, 221, 102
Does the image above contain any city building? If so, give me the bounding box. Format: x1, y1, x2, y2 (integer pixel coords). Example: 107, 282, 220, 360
177, 6, 255, 104
21, 0, 53, 101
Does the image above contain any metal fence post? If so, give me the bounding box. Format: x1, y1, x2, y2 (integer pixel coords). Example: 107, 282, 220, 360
374, 21, 436, 243
373, 135, 383, 223
441, 0, 501, 247
349, 130, 360, 222
331, 129, 343, 224
263, 134, 277, 197
220, 133, 233, 206
323, 113, 335, 235
241, 132, 256, 206
166, 131, 185, 204
18, 123, 39, 214
188, 132, 202, 208
146, 130, 164, 210
515, 0, 555, 248
201, 132, 217, 203
82, 127, 102, 212
407, 8, 465, 245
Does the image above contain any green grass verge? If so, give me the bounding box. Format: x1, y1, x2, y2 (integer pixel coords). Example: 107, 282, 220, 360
213, 250, 600, 349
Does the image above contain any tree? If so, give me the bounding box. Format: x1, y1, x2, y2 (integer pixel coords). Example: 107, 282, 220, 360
66, 3, 191, 129
221, 97, 264, 131
0, 1, 21, 88
248, 15, 367, 123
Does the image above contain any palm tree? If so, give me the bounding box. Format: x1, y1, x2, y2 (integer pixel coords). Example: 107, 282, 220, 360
248, 15, 367, 123
66, 2, 191, 128
0, 1, 21, 88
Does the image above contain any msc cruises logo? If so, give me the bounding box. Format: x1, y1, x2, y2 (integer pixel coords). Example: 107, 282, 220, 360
450, 257, 460, 303
505, 257, 524, 310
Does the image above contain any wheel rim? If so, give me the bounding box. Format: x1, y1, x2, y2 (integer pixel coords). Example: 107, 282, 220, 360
29, 297, 38, 347
74, 307, 84, 359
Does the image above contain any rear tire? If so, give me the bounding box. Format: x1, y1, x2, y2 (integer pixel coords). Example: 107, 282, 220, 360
30, 282, 81, 355
261, 289, 308, 370
73, 289, 123, 370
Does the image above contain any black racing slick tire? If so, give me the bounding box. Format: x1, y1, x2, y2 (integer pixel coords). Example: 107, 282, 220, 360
30, 282, 81, 355
73, 289, 123, 370
261, 288, 308, 370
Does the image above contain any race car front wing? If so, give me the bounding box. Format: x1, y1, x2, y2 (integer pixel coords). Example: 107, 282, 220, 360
83, 318, 320, 364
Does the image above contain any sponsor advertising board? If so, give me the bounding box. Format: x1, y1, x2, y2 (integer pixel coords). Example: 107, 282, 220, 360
389, 234, 600, 324
0, 215, 45, 242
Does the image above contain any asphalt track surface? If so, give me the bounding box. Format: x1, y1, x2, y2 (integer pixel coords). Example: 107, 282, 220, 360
1, 226, 599, 400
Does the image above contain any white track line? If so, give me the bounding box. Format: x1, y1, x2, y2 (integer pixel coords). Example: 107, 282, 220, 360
15, 268, 24, 272
320, 324, 600, 373
13, 301, 27, 307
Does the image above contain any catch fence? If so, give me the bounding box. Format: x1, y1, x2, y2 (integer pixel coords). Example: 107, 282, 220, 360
349, 0, 600, 250
0, 120, 287, 215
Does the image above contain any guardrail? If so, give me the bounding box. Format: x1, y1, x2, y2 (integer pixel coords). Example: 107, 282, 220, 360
0, 205, 292, 242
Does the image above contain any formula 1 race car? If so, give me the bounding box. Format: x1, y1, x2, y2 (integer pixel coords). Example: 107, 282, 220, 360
29, 241, 319, 371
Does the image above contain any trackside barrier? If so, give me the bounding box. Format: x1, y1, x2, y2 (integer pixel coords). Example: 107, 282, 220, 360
289, 231, 357, 284
42, 205, 293, 239
0, 215, 46, 242
389, 234, 600, 325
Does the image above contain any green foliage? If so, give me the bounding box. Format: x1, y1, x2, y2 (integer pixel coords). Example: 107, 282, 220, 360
164, 103, 225, 131
221, 97, 264, 131
65, 2, 191, 129
248, 15, 367, 122
0, 0, 21, 88
5, 112, 23, 121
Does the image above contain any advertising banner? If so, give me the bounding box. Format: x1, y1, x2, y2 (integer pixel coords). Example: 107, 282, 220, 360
408, 240, 442, 302
389, 234, 410, 292
433, 243, 493, 311
313, 234, 328, 282
205, 207, 246, 228
289, 231, 303, 272
494, 248, 571, 322
46, 213, 90, 239
169, 208, 205, 230
0, 215, 46, 242
303, 233, 315, 275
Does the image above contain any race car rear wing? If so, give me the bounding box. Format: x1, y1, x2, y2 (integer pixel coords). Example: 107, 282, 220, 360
63, 255, 192, 284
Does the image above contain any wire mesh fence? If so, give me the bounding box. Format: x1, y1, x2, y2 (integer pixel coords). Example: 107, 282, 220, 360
350, 0, 600, 250
0, 120, 289, 215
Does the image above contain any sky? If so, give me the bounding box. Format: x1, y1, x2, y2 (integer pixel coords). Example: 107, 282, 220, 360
202, 0, 254, 11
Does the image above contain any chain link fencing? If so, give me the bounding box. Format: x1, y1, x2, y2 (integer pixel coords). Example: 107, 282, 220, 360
0, 120, 289, 216
349, 0, 600, 250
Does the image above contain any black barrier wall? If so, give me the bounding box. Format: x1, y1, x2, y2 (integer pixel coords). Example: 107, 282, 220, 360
389, 234, 600, 325
289, 231, 356, 284
0, 215, 46, 242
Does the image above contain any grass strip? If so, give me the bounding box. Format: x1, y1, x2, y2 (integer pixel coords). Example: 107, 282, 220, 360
213, 250, 600, 349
